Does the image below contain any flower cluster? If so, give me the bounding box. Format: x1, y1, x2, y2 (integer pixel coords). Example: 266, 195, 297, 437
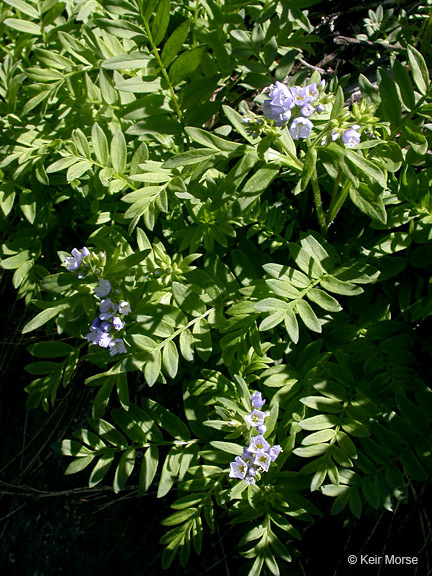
229, 392, 282, 486
64, 246, 105, 279
262, 80, 322, 139
85, 286, 130, 357
259, 80, 363, 148
64, 247, 129, 357
330, 124, 361, 148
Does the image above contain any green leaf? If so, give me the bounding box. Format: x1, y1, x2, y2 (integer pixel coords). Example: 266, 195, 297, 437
111, 131, 127, 175
349, 184, 387, 224
89, 418, 128, 447
4, 18, 41, 34
301, 396, 342, 413
320, 275, 363, 296
102, 53, 150, 70
163, 340, 179, 379
89, 453, 115, 487
144, 348, 161, 386
348, 489, 362, 518
209, 441, 243, 455
65, 455, 95, 475
296, 299, 321, 333
161, 20, 190, 67
139, 444, 159, 495
407, 44, 430, 94
330, 86, 344, 119
91, 123, 109, 165
378, 69, 401, 126
169, 45, 207, 86
162, 508, 197, 527
300, 146, 317, 191
242, 166, 280, 197
307, 288, 341, 312
300, 414, 339, 431
400, 450, 428, 482
28, 341, 76, 358
392, 58, 416, 110
54, 439, 93, 456
142, 398, 190, 440
113, 447, 135, 493
67, 160, 92, 181
284, 308, 299, 344
114, 76, 162, 93
179, 329, 194, 361
157, 447, 181, 497
151, 0, 170, 46
301, 429, 335, 445
223, 105, 257, 144
3, 0, 39, 18
22, 304, 68, 334
345, 151, 387, 189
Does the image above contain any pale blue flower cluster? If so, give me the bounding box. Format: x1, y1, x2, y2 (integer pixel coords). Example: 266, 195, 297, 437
85, 291, 130, 357
262, 80, 322, 139
64, 246, 104, 279
330, 124, 361, 148
229, 392, 282, 486
64, 247, 129, 357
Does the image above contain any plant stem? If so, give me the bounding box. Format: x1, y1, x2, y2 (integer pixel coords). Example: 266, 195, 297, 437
276, 135, 304, 170
327, 179, 350, 226
138, 8, 184, 124
311, 171, 327, 235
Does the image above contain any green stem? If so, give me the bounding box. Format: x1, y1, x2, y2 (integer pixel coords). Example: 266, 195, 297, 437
138, 7, 184, 124
276, 135, 304, 170
327, 179, 350, 226
311, 171, 327, 235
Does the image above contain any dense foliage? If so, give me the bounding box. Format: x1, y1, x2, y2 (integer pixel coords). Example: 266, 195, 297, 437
1, 1, 432, 574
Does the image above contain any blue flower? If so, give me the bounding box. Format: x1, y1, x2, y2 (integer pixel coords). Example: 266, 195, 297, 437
268, 445, 283, 461
118, 300, 131, 316
289, 117, 313, 140
94, 278, 111, 298
250, 391, 266, 409
262, 81, 295, 126
112, 316, 125, 331
254, 449, 272, 472
229, 456, 248, 479
248, 435, 270, 454
342, 126, 361, 148
245, 409, 266, 428
109, 338, 127, 356
241, 450, 254, 467
300, 103, 315, 117
65, 248, 83, 271
99, 298, 117, 320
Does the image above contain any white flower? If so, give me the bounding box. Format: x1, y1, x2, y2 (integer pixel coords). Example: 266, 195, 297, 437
112, 316, 125, 331
118, 300, 131, 315
229, 456, 248, 479
65, 248, 83, 271
289, 117, 313, 140
250, 391, 266, 409
245, 409, 266, 428
248, 435, 270, 454
342, 127, 361, 148
268, 445, 283, 461
254, 449, 272, 472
